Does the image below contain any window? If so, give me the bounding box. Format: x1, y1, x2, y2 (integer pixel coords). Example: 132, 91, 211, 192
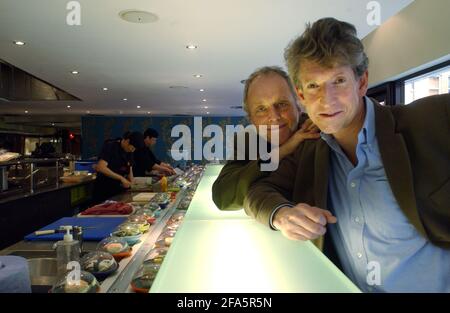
404, 65, 450, 104
366, 82, 396, 106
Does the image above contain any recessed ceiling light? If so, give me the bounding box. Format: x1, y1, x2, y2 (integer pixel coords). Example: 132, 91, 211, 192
204, 106, 208, 109
137, 105, 141, 109
206, 112, 210, 115
24, 110, 28, 114
67, 105, 71, 108
86, 111, 91, 114
51, 123, 55, 126
147, 111, 151, 114
14, 41, 25, 46
202, 99, 207, 102
193, 74, 203, 78
199, 89, 205, 92
103, 87, 108, 91
186, 44, 198, 50
119, 10, 159, 24
71, 70, 79, 75
123, 98, 128, 101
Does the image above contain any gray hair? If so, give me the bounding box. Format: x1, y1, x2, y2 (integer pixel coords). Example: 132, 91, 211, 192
242, 66, 299, 115
284, 17, 369, 90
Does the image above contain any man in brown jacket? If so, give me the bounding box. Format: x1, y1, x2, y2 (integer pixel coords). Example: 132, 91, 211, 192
245, 18, 449, 292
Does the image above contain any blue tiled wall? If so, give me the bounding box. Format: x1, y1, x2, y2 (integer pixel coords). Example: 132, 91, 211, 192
81, 115, 248, 164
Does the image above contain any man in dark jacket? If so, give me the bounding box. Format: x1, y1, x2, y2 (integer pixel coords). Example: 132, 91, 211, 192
245, 18, 450, 292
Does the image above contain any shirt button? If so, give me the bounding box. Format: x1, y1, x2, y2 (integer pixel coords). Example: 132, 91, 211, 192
350, 182, 356, 188
357, 252, 363, 259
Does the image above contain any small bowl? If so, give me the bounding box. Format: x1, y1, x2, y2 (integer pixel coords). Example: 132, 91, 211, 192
97, 236, 133, 261
127, 215, 150, 233
154, 230, 177, 248
111, 231, 141, 246
144, 247, 168, 265
51, 271, 100, 293
80, 251, 118, 280
130, 263, 160, 293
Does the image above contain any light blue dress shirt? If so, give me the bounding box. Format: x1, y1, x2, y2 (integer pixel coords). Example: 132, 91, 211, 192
321, 97, 450, 292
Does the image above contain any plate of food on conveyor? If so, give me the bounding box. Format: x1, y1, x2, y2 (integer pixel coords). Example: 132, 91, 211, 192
50, 271, 100, 293
127, 214, 151, 233
97, 236, 132, 261
143, 247, 169, 265
150, 192, 171, 209
130, 262, 160, 293
111, 222, 142, 246
154, 229, 177, 248
143, 202, 162, 217
133, 208, 157, 224
80, 251, 118, 280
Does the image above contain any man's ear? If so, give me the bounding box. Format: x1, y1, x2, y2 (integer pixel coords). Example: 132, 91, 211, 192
359, 70, 369, 97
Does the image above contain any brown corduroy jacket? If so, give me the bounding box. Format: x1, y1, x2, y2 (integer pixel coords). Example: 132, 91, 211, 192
244, 94, 450, 250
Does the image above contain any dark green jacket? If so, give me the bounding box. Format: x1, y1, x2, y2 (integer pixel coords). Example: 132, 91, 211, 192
212, 115, 308, 211
212, 138, 269, 211
245, 95, 450, 250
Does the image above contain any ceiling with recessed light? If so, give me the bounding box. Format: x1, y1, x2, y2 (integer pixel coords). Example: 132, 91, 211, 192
0, 0, 414, 116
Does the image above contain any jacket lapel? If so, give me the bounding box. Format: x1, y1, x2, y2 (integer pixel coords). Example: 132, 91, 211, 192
314, 139, 330, 211
373, 101, 428, 239
312, 140, 330, 251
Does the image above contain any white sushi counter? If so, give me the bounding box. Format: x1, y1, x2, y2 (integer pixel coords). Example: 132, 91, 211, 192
0, 164, 360, 293
149, 165, 360, 293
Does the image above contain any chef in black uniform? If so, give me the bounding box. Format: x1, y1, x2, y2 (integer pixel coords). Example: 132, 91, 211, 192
93, 131, 145, 204
133, 128, 176, 177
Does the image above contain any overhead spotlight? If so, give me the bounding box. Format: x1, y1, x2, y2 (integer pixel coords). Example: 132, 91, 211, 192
14, 41, 25, 46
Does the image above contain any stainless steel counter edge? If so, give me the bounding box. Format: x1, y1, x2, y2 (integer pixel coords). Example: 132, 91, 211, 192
0, 177, 95, 204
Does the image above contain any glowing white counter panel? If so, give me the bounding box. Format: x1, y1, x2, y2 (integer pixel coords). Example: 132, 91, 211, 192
184, 165, 250, 221
150, 165, 360, 292
150, 219, 359, 292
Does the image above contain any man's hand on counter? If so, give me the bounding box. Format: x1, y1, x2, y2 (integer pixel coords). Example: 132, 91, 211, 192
120, 177, 132, 188
273, 203, 337, 241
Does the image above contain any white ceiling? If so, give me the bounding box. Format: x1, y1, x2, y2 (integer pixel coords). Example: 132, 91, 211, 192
0, 0, 414, 117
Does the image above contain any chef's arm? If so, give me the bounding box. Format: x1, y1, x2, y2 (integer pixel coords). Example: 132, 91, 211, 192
96, 159, 127, 182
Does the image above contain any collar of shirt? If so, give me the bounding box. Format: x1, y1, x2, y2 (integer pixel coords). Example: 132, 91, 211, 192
319, 96, 376, 155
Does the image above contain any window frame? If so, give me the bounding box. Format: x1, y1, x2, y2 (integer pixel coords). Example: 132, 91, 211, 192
367, 59, 450, 106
